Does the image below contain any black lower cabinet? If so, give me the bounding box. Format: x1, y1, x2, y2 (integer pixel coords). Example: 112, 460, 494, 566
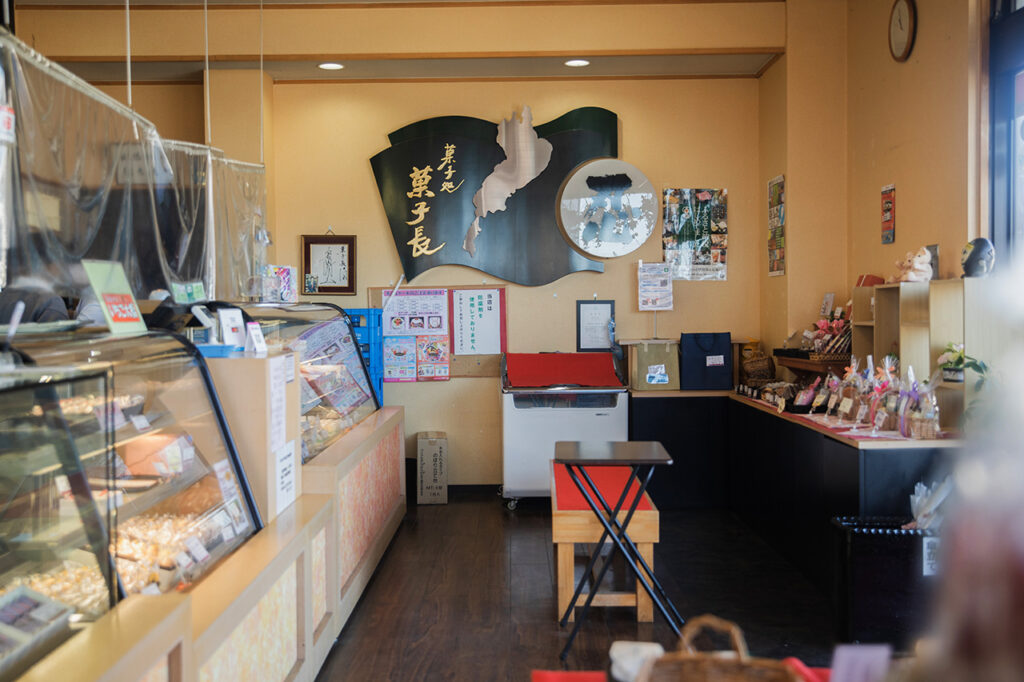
629, 396, 729, 509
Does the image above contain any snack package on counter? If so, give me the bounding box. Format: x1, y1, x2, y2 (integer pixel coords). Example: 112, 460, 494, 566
869, 356, 901, 434
794, 376, 822, 407
823, 372, 843, 419
810, 376, 832, 413
909, 371, 942, 439
837, 357, 863, 423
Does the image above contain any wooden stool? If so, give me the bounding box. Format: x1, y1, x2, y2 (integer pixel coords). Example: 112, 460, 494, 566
551, 464, 660, 622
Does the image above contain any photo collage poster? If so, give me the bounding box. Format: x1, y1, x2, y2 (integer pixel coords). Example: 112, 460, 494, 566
881, 184, 896, 244
768, 175, 786, 276
383, 289, 450, 382
662, 188, 728, 281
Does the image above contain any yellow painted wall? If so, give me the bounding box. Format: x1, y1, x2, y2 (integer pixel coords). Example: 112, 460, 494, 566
272, 79, 761, 482
95, 83, 204, 144
758, 55, 788, 357
846, 0, 980, 282
784, 0, 848, 335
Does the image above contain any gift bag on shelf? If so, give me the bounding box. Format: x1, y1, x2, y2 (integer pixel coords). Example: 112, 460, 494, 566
679, 332, 732, 390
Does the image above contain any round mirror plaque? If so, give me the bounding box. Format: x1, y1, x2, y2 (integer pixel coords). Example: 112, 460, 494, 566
558, 158, 657, 258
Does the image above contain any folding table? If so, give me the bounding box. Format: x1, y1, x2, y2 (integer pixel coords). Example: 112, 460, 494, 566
554, 440, 685, 659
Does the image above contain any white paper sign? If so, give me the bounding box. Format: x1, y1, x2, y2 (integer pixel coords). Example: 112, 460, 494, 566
245, 321, 268, 354
452, 289, 502, 355
268, 354, 288, 453
274, 440, 297, 516
130, 414, 152, 432
706, 354, 725, 367
175, 551, 194, 570
638, 262, 673, 311
218, 308, 246, 348
185, 536, 210, 563
838, 397, 854, 414
922, 536, 940, 576
283, 353, 295, 384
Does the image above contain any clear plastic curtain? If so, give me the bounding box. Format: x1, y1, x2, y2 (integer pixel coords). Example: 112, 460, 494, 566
0, 29, 265, 303
158, 140, 219, 296
213, 158, 267, 300
0, 30, 163, 299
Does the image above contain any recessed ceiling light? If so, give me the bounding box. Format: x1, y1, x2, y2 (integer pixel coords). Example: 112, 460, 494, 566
318, 62, 344, 71
564, 59, 590, 68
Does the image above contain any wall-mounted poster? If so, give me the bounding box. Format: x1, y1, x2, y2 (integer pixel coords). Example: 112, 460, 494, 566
881, 184, 896, 244
663, 188, 728, 281
301, 234, 355, 295
767, 175, 786, 276
382, 288, 450, 381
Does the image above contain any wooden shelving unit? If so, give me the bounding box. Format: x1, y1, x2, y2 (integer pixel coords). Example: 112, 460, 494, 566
851, 286, 875, 359
873, 281, 929, 379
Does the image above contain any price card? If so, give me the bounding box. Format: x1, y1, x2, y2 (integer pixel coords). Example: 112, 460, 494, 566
130, 414, 152, 432
94, 402, 129, 431
874, 410, 888, 429
175, 552, 194, 570
185, 536, 210, 563
777, 399, 786, 414
141, 584, 162, 596
213, 460, 240, 502
706, 354, 725, 367
828, 394, 839, 411
54, 475, 71, 495
838, 397, 854, 414
812, 393, 827, 409
179, 437, 196, 468
245, 321, 268, 354
30, 603, 65, 623
855, 404, 869, 422
221, 524, 236, 544
163, 442, 183, 474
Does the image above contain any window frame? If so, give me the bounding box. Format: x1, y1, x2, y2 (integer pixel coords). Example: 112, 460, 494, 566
990, 1, 1024, 260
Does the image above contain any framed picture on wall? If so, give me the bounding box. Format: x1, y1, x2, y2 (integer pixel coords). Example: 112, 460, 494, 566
576, 299, 615, 352
301, 234, 356, 295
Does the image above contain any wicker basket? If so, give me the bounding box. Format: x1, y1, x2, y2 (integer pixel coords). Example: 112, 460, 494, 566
741, 352, 775, 387
636, 615, 800, 682
807, 352, 851, 364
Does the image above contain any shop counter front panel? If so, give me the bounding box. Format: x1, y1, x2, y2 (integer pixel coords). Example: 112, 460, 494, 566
198, 562, 298, 682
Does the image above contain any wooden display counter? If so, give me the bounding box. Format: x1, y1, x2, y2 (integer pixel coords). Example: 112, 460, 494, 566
301, 406, 406, 643
20, 593, 194, 682
16, 406, 404, 681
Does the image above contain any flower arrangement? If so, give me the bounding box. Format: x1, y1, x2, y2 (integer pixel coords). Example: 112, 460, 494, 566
936, 342, 987, 384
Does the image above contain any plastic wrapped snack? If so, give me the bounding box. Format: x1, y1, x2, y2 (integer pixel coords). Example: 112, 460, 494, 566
837, 357, 863, 423
869, 356, 901, 434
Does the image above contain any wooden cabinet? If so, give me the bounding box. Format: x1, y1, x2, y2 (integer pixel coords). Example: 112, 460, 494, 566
851, 282, 929, 379
928, 277, 1008, 428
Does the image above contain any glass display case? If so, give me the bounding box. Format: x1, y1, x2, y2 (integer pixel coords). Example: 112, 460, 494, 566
9, 331, 262, 598
234, 303, 380, 463
0, 367, 119, 680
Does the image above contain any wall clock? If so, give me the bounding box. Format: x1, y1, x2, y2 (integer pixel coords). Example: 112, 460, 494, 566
558, 158, 656, 259
888, 0, 916, 62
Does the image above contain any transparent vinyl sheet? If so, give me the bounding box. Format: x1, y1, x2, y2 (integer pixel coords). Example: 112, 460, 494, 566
0, 31, 266, 305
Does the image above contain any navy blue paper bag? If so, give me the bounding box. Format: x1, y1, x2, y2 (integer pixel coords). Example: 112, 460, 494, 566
679, 332, 732, 389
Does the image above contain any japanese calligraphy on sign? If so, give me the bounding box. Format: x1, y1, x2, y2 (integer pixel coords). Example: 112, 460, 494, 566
404, 144, 467, 258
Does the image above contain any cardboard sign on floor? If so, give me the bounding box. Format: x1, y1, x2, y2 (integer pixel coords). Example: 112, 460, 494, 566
417, 431, 448, 504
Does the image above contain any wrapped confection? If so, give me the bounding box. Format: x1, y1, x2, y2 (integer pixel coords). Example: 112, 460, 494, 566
869, 356, 901, 433
837, 357, 863, 423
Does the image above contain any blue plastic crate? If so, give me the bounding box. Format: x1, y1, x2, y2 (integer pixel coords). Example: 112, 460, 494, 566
346, 308, 383, 401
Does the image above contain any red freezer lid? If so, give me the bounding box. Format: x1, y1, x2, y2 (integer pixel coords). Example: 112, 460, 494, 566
504, 352, 622, 389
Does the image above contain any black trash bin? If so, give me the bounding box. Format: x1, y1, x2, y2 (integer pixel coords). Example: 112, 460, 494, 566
831, 516, 940, 650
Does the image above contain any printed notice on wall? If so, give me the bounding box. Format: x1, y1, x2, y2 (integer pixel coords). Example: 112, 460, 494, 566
638, 262, 673, 311
452, 289, 502, 355
268, 354, 288, 453
881, 184, 896, 244
275, 440, 297, 516
382, 288, 448, 337
767, 175, 786, 276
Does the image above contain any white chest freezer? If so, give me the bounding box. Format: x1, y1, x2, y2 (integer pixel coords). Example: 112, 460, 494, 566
501, 353, 628, 506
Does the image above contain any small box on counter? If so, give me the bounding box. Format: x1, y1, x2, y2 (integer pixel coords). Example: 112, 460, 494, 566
417, 431, 448, 505
622, 339, 680, 391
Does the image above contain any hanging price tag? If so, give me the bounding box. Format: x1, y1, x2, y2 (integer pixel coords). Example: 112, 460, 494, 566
855, 404, 869, 422
827, 394, 839, 411
185, 536, 210, 563
838, 397, 854, 414
874, 410, 888, 429
812, 393, 827, 409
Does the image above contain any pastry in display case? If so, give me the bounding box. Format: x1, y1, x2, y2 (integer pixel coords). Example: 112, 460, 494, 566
0, 367, 120, 680
10, 330, 262, 599
232, 303, 380, 463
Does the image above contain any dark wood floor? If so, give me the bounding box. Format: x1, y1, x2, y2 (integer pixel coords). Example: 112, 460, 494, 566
315, 488, 835, 681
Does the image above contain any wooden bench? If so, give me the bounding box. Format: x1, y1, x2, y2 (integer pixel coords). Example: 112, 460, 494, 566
551, 463, 660, 622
